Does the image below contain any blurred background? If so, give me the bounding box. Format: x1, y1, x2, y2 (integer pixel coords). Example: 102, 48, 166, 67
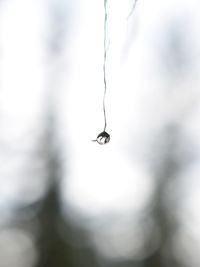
0, 0, 200, 266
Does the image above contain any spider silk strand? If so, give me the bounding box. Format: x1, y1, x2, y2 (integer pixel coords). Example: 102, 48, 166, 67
103, 0, 108, 131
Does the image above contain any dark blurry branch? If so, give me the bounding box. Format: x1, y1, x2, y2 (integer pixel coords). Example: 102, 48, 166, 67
144, 123, 193, 267
35, 110, 100, 267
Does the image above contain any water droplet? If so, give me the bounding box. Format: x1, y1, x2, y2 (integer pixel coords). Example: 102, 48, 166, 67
97, 131, 110, 145
95, 131, 110, 145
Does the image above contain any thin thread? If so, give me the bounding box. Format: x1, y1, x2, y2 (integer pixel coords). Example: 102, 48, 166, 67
127, 0, 138, 21
103, 0, 108, 131
102, 0, 138, 132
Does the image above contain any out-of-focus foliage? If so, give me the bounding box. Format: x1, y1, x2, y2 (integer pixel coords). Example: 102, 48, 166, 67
0, 0, 200, 267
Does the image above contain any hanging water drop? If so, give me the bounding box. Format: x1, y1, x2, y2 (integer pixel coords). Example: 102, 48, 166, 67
93, 0, 110, 145
93, 131, 110, 145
